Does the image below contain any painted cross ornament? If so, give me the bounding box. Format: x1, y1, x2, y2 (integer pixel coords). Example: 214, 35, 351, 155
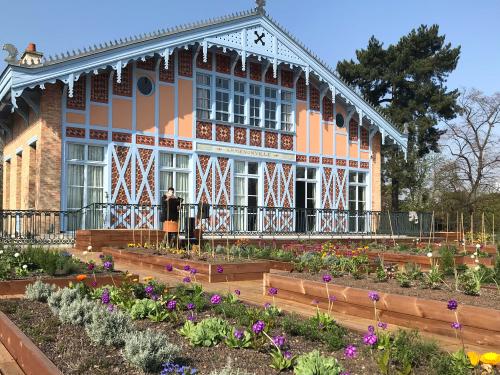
256, 0, 266, 13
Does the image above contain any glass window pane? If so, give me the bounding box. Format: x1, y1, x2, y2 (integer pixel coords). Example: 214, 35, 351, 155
248, 178, 258, 195
159, 153, 173, 168
349, 186, 356, 202
307, 168, 316, 179
296, 167, 305, 179
248, 162, 258, 175
159, 170, 173, 192
234, 81, 245, 93
196, 73, 210, 86
67, 144, 84, 160
265, 87, 277, 99
358, 173, 366, 184
87, 166, 103, 188
67, 187, 83, 209
176, 155, 189, 169
281, 91, 292, 102
250, 84, 260, 96
358, 186, 366, 202
88, 146, 105, 161
176, 172, 189, 202
67, 164, 84, 185
234, 161, 245, 174
216, 77, 229, 89
306, 183, 315, 199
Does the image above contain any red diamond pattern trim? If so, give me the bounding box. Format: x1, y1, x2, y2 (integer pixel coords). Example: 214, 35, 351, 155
310, 86, 320, 111
159, 138, 174, 148
196, 121, 212, 140
309, 156, 320, 163
196, 52, 212, 71
67, 77, 86, 110
216, 54, 231, 74
265, 67, 277, 85
112, 132, 132, 143
296, 155, 307, 162
136, 57, 156, 71
159, 56, 175, 83
250, 129, 262, 147
234, 127, 247, 145
264, 132, 278, 149
360, 161, 369, 169
249, 62, 261, 81
323, 157, 333, 165
296, 77, 306, 101
178, 140, 193, 150
66, 127, 85, 138
234, 60, 246, 78
349, 160, 359, 168
136, 135, 155, 146
216, 124, 230, 142
113, 65, 132, 97
280, 134, 293, 150
336, 159, 347, 166
91, 73, 109, 103
89, 129, 108, 140
281, 70, 293, 88
178, 50, 193, 77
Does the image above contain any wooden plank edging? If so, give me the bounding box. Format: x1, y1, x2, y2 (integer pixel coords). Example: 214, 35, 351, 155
0, 311, 62, 375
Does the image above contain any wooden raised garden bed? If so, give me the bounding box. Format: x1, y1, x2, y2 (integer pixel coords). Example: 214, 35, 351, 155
263, 273, 500, 348
0, 273, 129, 296
75, 229, 166, 251
102, 247, 289, 283
0, 311, 62, 375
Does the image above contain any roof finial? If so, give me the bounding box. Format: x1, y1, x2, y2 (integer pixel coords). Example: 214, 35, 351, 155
256, 0, 266, 14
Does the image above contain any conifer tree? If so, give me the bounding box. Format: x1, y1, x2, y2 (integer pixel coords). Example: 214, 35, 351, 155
337, 25, 460, 210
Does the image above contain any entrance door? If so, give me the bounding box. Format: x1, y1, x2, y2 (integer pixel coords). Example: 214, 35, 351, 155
295, 167, 316, 232
234, 161, 259, 232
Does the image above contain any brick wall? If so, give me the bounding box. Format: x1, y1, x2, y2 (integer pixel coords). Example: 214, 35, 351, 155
2, 83, 62, 211
38, 83, 63, 210
371, 132, 381, 211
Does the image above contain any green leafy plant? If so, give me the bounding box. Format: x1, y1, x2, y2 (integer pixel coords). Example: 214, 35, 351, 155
179, 317, 229, 347
293, 350, 343, 375
459, 267, 488, 296
224, 327, 252, 349
439, 246, 456, 276
129, 298, 157, 320
423, 264, 443, 289
123, 329, 179, 373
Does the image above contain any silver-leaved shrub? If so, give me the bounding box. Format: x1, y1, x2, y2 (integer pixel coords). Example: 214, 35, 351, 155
209, 358, 253, 375
47, 287, 81, 315
58, 297, 99, 326
25, 280, 57, 302
85, 306, 132, 347
122, 329, 179, 372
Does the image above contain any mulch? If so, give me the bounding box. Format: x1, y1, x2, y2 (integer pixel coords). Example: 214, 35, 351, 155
281, 272, 500, 310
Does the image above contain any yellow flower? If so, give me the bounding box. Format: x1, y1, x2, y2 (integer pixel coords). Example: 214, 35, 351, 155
143, 276, 154, 282
127, 243, 135, 247
467, 351, 480, 366
132, 278, 139, 282
480, 352, 500, 365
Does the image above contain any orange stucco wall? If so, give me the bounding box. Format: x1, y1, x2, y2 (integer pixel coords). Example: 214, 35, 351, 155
309, 112, 321, 154
371, 132, 382, 211
90, 104, 108, 127
322, 121, 334, 156
136, 72, 156, 133
112, 98, 133, 129
296, 101, 307, 153
66, 112, 85, 124
178, 78, 193, 138
159, 85, 175, 136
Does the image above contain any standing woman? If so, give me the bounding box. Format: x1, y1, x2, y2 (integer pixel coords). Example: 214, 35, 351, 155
162, 187, 181, 247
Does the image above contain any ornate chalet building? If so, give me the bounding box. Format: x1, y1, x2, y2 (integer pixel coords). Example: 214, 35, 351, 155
0, 2, 407, 233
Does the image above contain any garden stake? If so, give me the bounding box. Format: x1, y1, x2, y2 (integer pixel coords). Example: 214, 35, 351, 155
446, 213, 449, 244
482, 212, 485, 246
493, 214, 495, 244
471, 213, 474, 246
176, 214, 180, 251
198, 203, 203, 256
387, 211, 396, 247
428, 211, 435, 247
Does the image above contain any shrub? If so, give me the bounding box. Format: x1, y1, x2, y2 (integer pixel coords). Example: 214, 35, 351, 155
25, 280, 57, 302
47, 287, 81, 315
123, 329, 179, 373
294, 350, 343, 375
208, 358, 253, 375
85, 306, 132, 347
129, 298, 157, 320
439, 246, 456, 276
58, 298, 99, 326
391, 329, 439, 369
23, 247, 81, 276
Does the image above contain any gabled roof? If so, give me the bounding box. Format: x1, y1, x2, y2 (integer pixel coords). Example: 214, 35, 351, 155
0, 6, 407, 151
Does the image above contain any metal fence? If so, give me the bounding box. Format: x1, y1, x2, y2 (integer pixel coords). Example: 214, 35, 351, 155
0, 203, 433, 244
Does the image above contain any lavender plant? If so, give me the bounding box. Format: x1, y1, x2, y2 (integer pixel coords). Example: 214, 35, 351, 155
25, 280, 57, 302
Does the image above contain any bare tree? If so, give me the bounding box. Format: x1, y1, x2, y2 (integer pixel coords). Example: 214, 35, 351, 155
443, 89, 500, 211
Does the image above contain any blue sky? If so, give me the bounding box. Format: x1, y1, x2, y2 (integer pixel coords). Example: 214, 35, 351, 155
1, 0, 499, 94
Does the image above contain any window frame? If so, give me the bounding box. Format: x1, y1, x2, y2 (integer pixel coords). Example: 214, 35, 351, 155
158, 152, 191, 203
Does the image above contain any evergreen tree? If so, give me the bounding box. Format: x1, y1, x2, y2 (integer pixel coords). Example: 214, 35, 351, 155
337, 25, 460, 210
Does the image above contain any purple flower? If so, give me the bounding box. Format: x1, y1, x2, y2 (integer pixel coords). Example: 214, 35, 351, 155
368, 325, 375, 333
101, 288, 110, 304
447, 300, 458, 311
322, 274, 332, 283
311, 299, 319, 305
183, 265, 191, 271
166, 300, 177, 311
107, 304, 114, 312
103, 261, 112, 271
190, 268, 197, 275
363, 332, 378, 346
187, 303, 195, 310
252, 320, 265, 334
145, 284, 154, 295
216, 265, 224, 273
329, 296, 336, 302
91, 280, 97, 287
234, 289, 241, 296
187, 314, 196, 322
451, 322, 462, 330
378, 322, 388, 330
344, 344, 357, 358
234, 330, 244, 340
268, 287, 278, 296
165, 264, 173, 272
99, 254, 104, 259
283, 351, 292, 360
183, 277, 191, 283
368, 291, 380, 302
264, 303, 271, 309
151, 294, 159, 301
272, 335, 286, 348
210, 294, 222, 305
87, 263, 95, 271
